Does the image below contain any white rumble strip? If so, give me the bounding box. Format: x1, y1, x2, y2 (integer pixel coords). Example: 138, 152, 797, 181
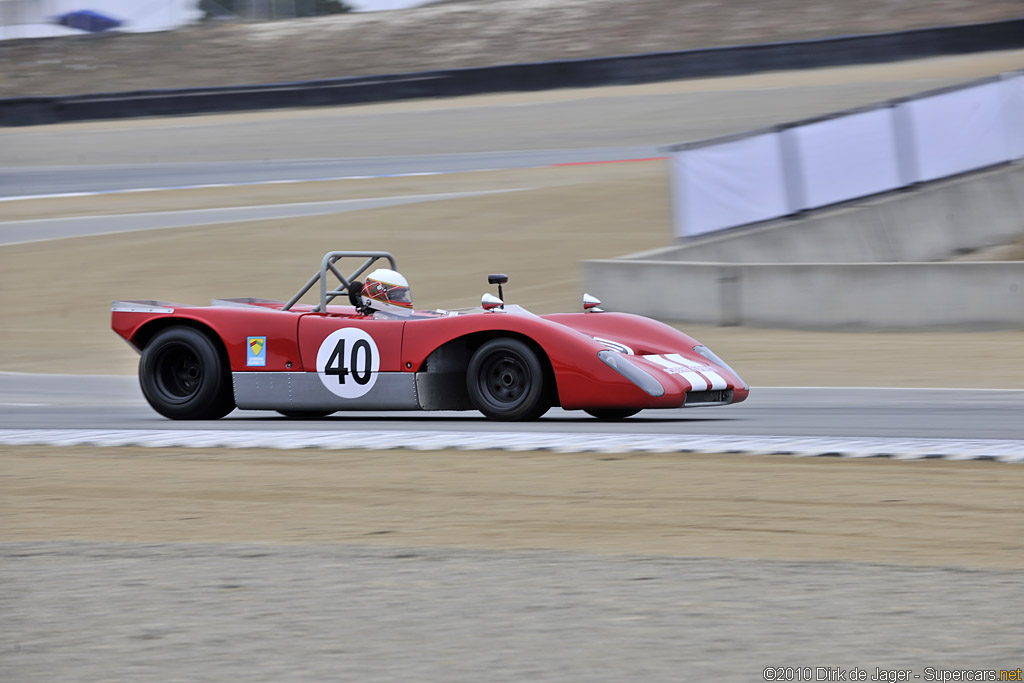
0, 429, 1021, 462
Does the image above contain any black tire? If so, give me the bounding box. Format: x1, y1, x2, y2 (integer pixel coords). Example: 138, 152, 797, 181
139, 326, 235, 420
277, 410, 335, 419
467, 338, 549, 421
584, 408, 641, 420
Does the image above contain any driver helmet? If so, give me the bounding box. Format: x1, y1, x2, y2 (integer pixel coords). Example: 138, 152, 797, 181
361, 268, 413, 316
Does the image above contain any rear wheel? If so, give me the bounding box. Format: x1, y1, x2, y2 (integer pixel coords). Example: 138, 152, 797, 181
139, 326, 235, 420
467, 338, 549, 421
276, 410, 334, 419
585, 408, 641, 420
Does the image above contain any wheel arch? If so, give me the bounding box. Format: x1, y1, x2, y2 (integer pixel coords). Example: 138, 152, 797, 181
423, 330, 560, 407
133, 317, 231, 370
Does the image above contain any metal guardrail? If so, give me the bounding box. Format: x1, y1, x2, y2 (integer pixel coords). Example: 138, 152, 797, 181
2, 17, 1023, 126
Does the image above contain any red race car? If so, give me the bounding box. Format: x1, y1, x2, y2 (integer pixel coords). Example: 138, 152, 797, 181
111, 251, 748, 421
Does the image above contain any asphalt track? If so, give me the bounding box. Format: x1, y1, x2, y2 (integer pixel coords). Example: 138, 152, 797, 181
2, 372, 1022, 441
0, 147, 655, 199
0, 189, 526, 245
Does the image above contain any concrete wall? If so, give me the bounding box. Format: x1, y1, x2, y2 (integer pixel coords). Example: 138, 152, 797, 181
643, 163, 1024, 264
583, 260, 1024, 329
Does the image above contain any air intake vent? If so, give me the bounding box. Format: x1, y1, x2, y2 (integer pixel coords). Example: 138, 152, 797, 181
684, 390, 732, 406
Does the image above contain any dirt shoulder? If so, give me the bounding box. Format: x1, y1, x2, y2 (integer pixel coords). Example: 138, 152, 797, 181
4, 445, 1021, 569
3, 0, 1023, 97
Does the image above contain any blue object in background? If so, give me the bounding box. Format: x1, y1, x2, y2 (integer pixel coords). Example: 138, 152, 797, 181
54, 10, 123, 33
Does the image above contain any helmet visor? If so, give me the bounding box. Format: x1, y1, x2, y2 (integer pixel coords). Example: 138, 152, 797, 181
385, 285, 412, 306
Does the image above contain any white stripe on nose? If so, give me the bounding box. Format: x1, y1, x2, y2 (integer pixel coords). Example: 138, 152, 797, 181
666, 353, 728, 390
644, 354, 709, 391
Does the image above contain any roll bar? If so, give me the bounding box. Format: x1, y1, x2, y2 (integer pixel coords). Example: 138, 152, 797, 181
282, 251, 397, 313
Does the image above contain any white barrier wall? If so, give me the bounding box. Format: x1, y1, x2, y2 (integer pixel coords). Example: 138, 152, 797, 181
672, 132, 788, 238
1004, 73, 1024, 161
900, 80, 1012, 182
783, 108, 902, 210
671, 70, 1024, 238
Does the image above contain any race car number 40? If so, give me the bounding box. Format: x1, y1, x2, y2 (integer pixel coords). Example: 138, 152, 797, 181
316, 328, 380, 399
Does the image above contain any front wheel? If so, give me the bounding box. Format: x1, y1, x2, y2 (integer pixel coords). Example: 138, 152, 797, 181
467, 338, 549, 421
139, 326, 235, 420
584, 408, 641, 420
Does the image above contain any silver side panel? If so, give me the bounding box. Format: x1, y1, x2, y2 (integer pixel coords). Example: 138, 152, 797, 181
233, 371, 419, 411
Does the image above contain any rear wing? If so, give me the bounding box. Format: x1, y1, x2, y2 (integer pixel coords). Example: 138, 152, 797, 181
111, 300, 181, 313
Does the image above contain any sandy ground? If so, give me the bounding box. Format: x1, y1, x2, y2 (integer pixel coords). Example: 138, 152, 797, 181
3, 0, 1022, 97
6, 542, 1020, 682
4, 445, 1022, 569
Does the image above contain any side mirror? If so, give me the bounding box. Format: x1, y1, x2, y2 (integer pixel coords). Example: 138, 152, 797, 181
487, 273, 508, 306
583, 293, 603, 313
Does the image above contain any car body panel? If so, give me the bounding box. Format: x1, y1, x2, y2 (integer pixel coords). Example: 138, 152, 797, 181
112, 302, 304, 373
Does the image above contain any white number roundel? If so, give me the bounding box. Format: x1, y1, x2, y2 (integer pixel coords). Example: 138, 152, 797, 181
315, 328, 380, 399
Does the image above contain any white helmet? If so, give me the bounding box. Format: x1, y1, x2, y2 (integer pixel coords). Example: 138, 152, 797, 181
361, 268, 413, 316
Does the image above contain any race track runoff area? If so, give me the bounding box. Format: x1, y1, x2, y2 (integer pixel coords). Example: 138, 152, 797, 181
2, 52, 1023, 681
